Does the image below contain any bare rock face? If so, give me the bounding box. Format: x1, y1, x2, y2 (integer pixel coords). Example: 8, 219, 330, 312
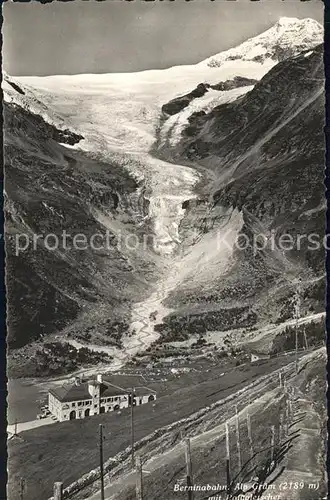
4, 19, 325, 372
156, 44, 325, 339
4, 102, 151, 353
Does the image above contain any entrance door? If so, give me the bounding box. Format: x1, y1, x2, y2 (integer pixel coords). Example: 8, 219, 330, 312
84, 408, 90, 417
100, 406, 105, 414
69, 410, 76, 420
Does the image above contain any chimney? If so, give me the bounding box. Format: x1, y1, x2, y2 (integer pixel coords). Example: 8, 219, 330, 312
97, 374, 103, 383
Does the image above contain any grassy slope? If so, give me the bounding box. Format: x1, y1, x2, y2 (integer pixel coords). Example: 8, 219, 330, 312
7, 354, 300, 500
90, 350, 327, 500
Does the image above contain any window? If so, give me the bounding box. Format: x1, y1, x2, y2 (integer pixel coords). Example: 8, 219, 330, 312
72, 402, 76, 407
78, 402, 83, 407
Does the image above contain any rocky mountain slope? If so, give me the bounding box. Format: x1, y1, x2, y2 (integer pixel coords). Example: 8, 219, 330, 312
154, 42, 325, 342
4, 17, 325, 376
4, 100, 154, 358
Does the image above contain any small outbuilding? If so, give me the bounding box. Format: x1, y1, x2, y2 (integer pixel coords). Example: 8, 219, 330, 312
250, 350, 271, 364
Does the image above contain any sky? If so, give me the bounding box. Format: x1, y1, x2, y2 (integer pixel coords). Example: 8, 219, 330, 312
3, 0, 324, 76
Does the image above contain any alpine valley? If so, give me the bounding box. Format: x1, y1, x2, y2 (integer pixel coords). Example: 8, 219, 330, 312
4, 17, 325, 377
5, 16, 327, 500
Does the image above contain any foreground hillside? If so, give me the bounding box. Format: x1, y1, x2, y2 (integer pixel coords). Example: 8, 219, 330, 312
7, 348, 326, 500
8, 348, 326, 500
100, 349, 327, 500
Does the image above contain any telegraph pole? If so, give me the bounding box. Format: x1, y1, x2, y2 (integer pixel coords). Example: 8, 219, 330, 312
294, 279, 301, 374
184, 438, 193, 500
225, 422, 231, 494
131, 388, 136, 468
136, 455, 143, 500
99, 424, 105, 500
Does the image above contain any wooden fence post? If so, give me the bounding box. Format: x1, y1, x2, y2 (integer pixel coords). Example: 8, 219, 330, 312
184, 438, 194, 500
270, 425, 275, 462
246, 412, 254, 460
136, 455, 143, 500
19, 478, 25, 500
279, 413, 284, 442
131, 389, 136, 468
53, 482, 63, 500
99, 424, 105, 500
303, 328, 309, 350
285, 401, 290, 436
235, 406, 242, 471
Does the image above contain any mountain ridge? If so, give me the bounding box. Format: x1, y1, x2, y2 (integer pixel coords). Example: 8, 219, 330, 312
4, 18, 325, 377
153, 42, 325, 347
199, 17, 323, 69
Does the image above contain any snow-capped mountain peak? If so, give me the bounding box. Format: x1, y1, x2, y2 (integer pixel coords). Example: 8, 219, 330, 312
200, 17, 323, 68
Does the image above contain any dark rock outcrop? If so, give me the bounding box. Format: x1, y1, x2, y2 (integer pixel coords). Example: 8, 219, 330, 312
161, 77, 257, 117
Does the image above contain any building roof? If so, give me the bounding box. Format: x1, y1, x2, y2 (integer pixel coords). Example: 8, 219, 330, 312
102, 375, 156, 394
49, 378, 156, 403
49, 381, 127, 402
133, 386, 157, 397
100, 383, 128, 398
102, 374, 149, 389
49, 383, 91, 402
